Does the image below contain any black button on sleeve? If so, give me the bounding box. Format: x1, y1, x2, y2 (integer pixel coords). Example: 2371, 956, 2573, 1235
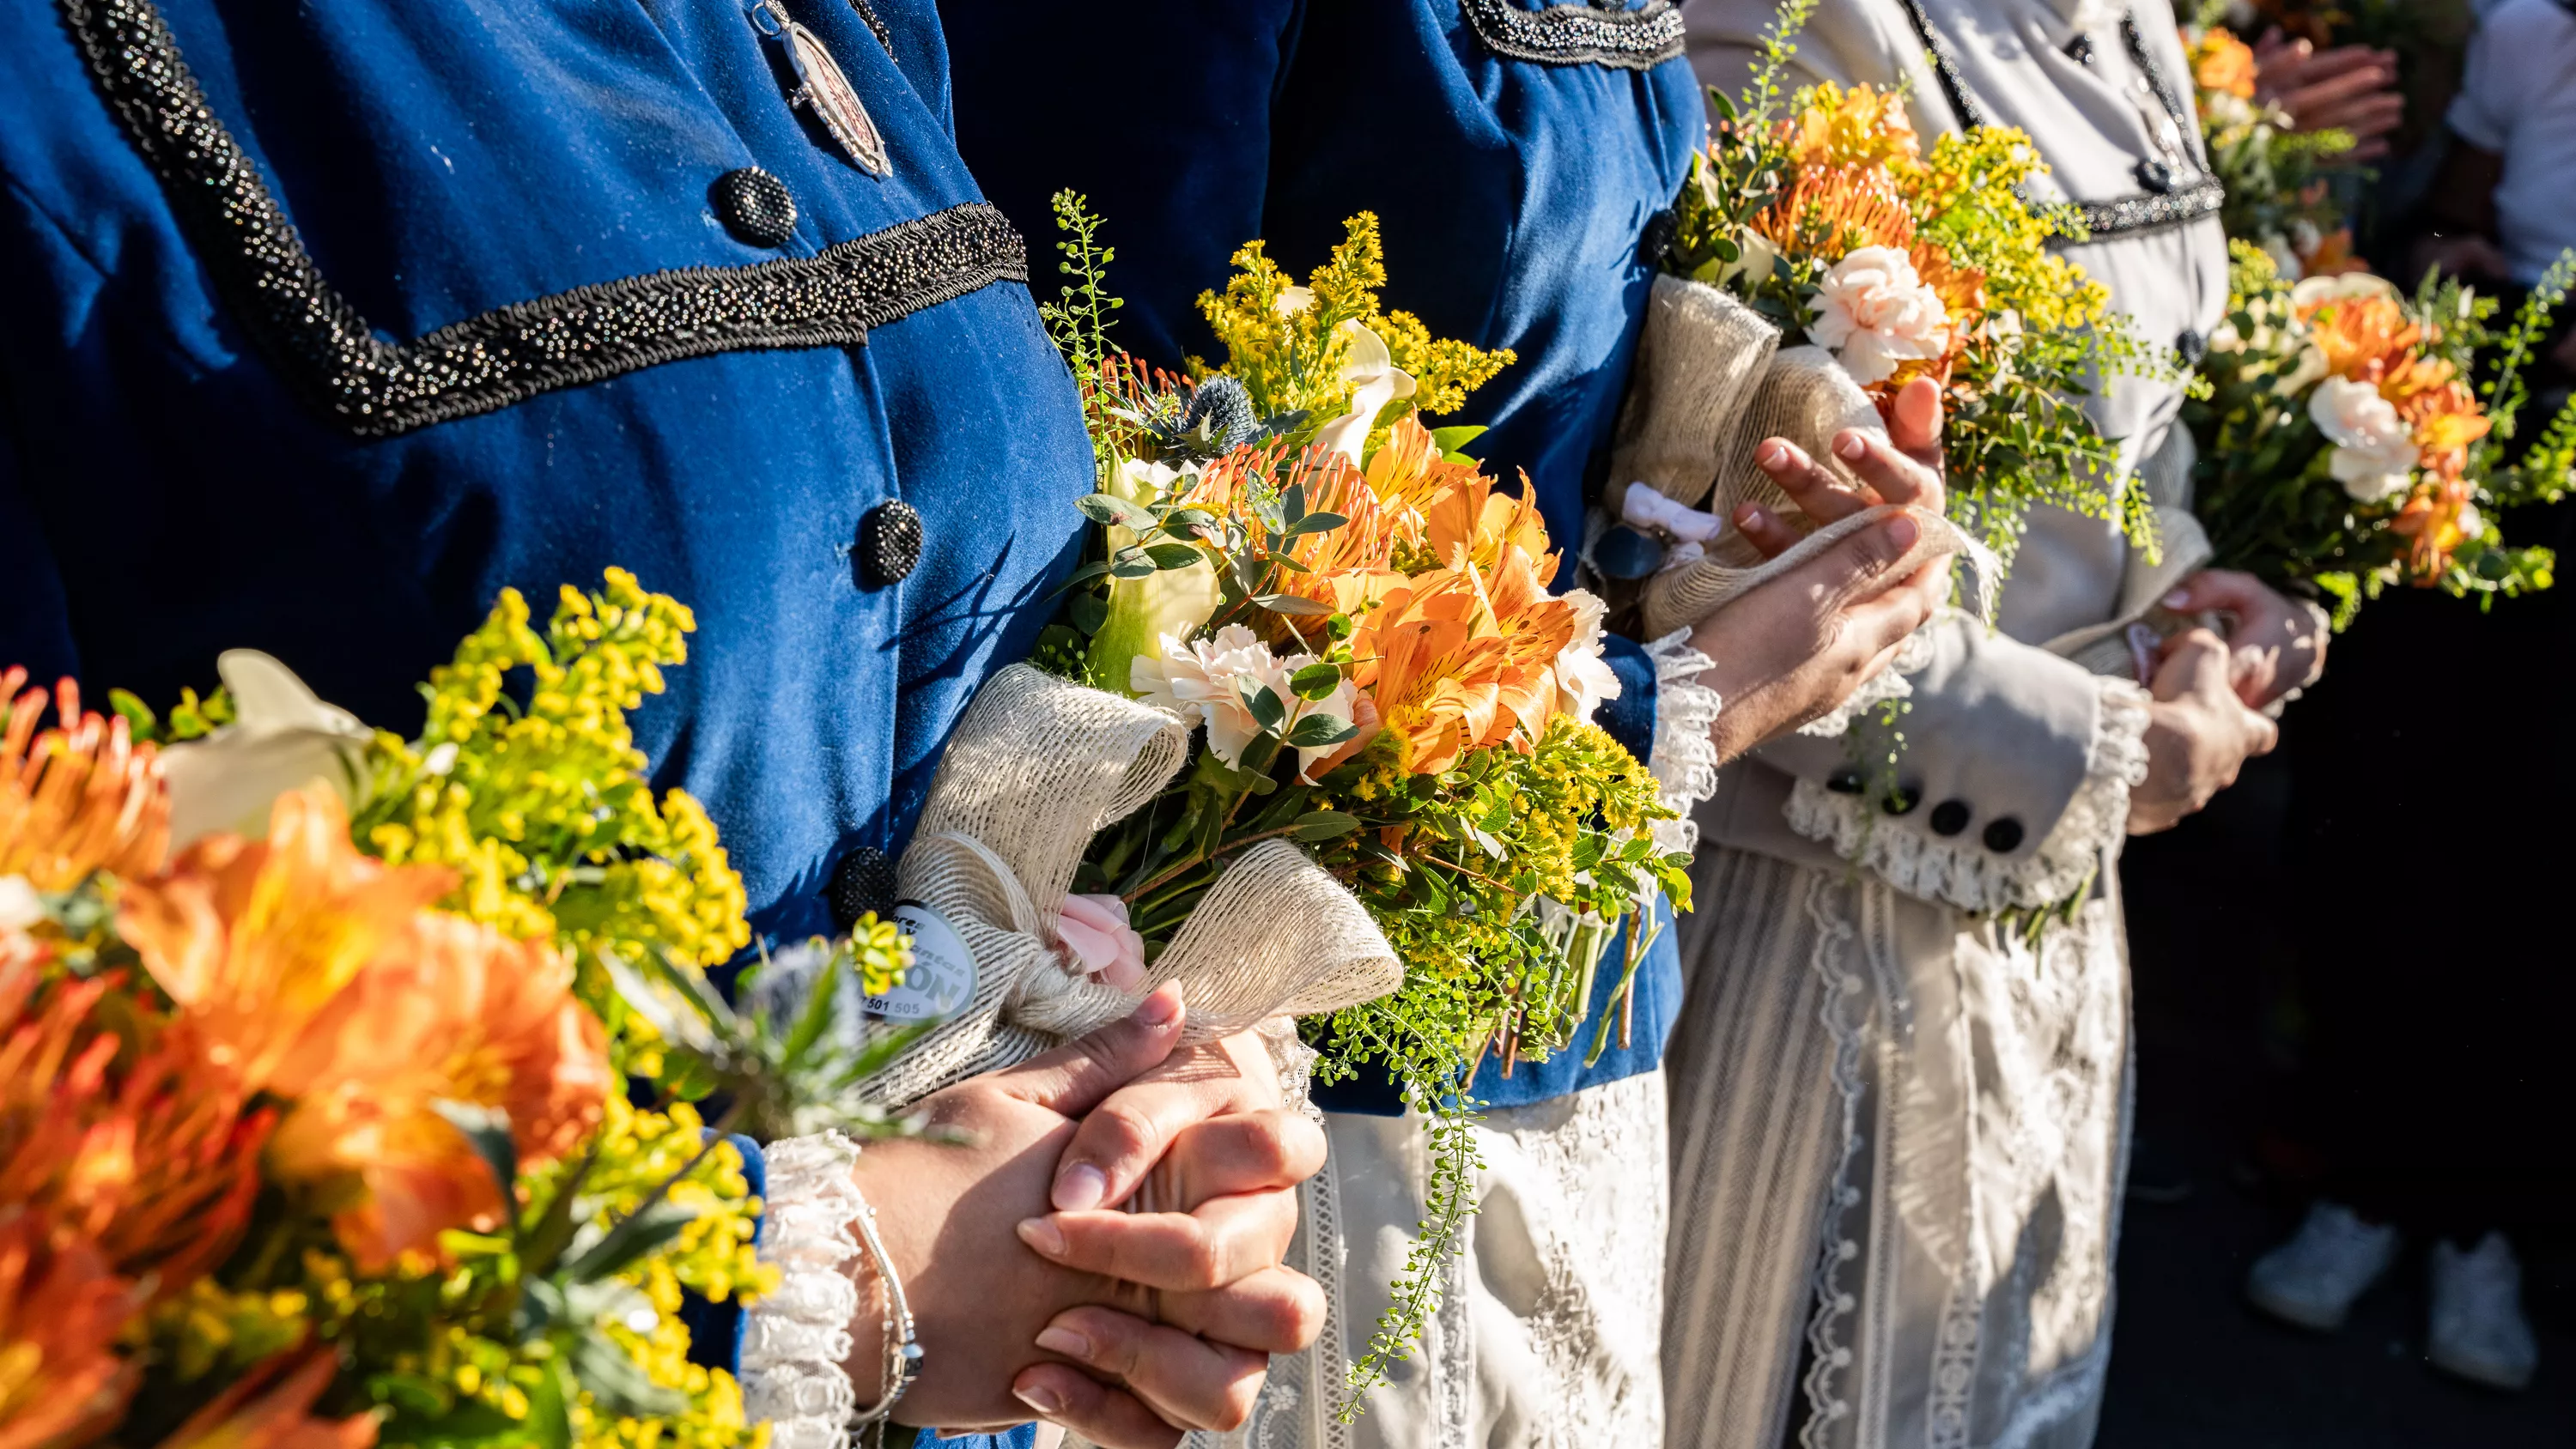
857, 500, 924, 587
713, 167, 799, 248
1982, 817, 2026, 853
2175, 329, 2208, 365
2133, 158, 2175, 194
1826, 767, 1866, 795
1637, 207, 1680, 268
1929, 799, 1971, 837
1881, 784, 1921, 816
828, 846, 898, 931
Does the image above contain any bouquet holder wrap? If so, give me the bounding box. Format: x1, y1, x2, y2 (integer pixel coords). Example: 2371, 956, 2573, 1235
1609, 276, 1994, 641
857, 664, 1403, 1107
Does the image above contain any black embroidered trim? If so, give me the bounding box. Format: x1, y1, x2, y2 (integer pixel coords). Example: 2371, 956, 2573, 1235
2070, 177, 2226, 239
58, 0, 1024, 439
1455, 0, 1686, 70
2118, 13, 2193, 142
843, 0, 897, 65
1894, 0, 2225, 242
1893, 0, 1989, 128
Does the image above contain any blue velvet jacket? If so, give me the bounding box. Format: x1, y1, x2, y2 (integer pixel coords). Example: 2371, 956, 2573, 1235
944, 0, 1705, 1109
1, 0, 1076, 1436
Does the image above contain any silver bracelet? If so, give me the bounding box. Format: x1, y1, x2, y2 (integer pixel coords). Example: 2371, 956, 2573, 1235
848, 1186, 923, 1447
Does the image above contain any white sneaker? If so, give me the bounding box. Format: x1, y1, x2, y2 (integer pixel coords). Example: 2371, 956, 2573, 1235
2245, 1201, 2398, 1331
2427, 1233, 2539, 1391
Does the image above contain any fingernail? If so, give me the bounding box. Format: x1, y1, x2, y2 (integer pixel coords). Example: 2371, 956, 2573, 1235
1133, 984, 1182, 1027
1886, 515, 1919, 550
1018, 1216, 1069, 1256
1036, 1325, 1093, 1361
1737, 504, 1768, 530
1835, 433, 1868, 461
1013, 1383, 1064, 1416
1757, 440, 1789, 470
2162, 589, 2190, 609
1052, 1163, 1109, 1212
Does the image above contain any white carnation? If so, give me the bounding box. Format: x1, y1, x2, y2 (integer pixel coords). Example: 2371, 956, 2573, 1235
2308, 376, 2418, 503
1807, 245, 1949, 385
1549, 590, 1624, 725
1131, 624, 1356, 778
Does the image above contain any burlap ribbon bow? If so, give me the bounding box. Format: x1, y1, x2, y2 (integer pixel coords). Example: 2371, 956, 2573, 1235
858, 664, 1404, 1107
1608, 274, 1996, 642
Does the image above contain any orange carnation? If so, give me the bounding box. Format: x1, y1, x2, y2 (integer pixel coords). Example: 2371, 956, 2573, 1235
2188, 27, 2259, 100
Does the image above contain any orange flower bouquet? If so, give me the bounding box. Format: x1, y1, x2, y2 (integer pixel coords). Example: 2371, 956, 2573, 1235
1036, 201, 1691, 1394
2183, 243, 2574, 625
0, 573, 910, 1449
2179, 20, 2360, 280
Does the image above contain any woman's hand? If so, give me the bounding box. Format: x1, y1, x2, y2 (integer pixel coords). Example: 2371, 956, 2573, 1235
2128, 629, 2281, 834
849, 990, 1321, 1440
1687, 376, 1953, 759
2253, 30, 2404, 161
2158, 569, 2328, 711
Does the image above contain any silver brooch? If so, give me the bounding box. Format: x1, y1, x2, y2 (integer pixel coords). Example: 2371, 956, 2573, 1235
750, 0, 890, 178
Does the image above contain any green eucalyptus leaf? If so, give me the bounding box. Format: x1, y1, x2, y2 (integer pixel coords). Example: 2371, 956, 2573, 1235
1144, 542, 1204, 570
1285, 512, 1350, 537
563, 1200, 699, 1285
1253, 593, 1334, 617
429, 1100, 518, 1210
1283, 713, 1359, 749
1242, 682, 1288, 733
1292, 810, 1362, 841
1289, 662, 1346, 700
1076, 494, 1157, 530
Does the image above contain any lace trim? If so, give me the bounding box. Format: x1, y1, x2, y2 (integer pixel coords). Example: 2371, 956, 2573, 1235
1643, 629, 1723, 855
741, 1131, 866, 1449
1796, 876, 1870, 1446
58, 0, 1027, 439
1782, 677, 2153, 914
1258, 1016, 1323, 1129
1455, 0, 1686, 70
1796, 625, 1936, 740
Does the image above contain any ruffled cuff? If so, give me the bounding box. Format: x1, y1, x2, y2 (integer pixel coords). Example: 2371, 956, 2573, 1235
1641, 629, 1722, 856
741, 1131, 867, 1449
1795, 623, 1936, 741
1782, 676, 2152, 913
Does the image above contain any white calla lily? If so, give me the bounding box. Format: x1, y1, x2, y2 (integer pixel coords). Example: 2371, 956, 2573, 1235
1313, 319, 1418, 465
161, 649, 374, 848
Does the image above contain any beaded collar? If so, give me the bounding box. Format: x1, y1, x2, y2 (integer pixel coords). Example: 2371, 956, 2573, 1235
1456, 0, 1687, 70
54, 0, 1028, 439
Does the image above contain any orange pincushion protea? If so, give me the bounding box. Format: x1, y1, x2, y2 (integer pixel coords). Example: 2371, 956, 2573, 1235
0, 1212, 142, 1449
0, 955, 272, 1293
150, 1346, 377, 1449
0, 671, 169, 893
1750, 163, 1917, 262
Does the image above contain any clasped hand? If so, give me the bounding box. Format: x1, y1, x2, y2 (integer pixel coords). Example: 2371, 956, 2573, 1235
852, 986, 1321, 1449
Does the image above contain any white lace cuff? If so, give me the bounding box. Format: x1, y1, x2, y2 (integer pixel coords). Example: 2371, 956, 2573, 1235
741, 1131, 866, 1449
1643, 628, 1723, 856
1783, 676, 2153, 914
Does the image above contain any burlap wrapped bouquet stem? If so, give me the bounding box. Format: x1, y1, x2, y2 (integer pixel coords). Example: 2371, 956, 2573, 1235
857, 664, 1404, 1108
1606, 276, 1992, 641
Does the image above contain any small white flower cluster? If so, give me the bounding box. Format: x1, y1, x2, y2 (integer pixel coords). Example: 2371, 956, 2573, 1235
1808, 246, 1950, 385
2307, 376, 2419, 504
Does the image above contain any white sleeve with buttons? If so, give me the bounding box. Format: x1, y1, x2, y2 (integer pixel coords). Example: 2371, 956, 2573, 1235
1750, 612, 2154, 914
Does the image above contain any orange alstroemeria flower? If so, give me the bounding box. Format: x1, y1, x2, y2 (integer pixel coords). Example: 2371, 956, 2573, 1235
118, 785, 611, 1271
2187, 27, 2259, 100
0, 1212, 143, 1449
1353, 542, 1577, 777
264, 909, 610, 1270
0, 955, 271, 1293
0, 670, 168, 892
1783, 82, 1922, 173
118, 785, 453, 1097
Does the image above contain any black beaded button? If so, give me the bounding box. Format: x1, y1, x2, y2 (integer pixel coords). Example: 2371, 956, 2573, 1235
1637, 207, 1680, 268
2064, 33, 2098, 64
2133, 158, 2175, 195
1826, 767, 1866, 796
1929, 799, 1971, 837
2175, 328, 2208, 365
828, 846, 898, 932
713, 167, 799, 248
1880, 785, 1921, 816
1982, 817, 2026, 853
856, 500, 925, 587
